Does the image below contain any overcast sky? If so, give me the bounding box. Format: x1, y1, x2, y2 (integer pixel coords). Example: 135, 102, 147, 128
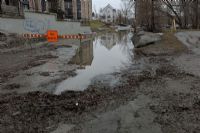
92, 0, 121, 12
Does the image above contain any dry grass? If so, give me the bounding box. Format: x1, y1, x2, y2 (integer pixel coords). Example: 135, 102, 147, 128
135, 31, 187, 56
90, 20, 105, 32
161, 31, 187, 52
90, 20, 116, 32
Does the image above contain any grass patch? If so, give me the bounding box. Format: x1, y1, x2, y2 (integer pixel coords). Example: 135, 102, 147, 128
161, 31, 187, 52
90, 20, 104, 30
90, 20, 105, 32
90, 20, 116, 32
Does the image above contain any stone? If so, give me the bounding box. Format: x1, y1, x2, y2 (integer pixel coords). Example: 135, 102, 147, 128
133, 32, 163, 48
51, 124, 75, 133
137, 31, 146, 36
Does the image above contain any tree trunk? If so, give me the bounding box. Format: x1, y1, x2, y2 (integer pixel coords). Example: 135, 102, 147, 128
134, 0, 137, 33
0, 0, 2, 13
184, 6, 188, 28
151, 0, 155, 32
197, 0, 199, 29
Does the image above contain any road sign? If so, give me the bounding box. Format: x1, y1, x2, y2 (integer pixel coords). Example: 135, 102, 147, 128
47, 30, 58, 42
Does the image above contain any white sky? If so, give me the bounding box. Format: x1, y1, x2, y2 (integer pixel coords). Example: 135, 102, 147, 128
92, 0, 121, 12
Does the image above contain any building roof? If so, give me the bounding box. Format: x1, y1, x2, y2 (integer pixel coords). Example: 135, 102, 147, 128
102, 4, 115, 12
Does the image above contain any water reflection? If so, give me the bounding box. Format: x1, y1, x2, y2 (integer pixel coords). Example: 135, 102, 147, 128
55, 31, 134, 94
100, 33, 117, 50
69, 40, 94, 69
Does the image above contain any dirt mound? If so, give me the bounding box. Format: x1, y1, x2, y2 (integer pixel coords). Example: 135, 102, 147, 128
0, 31, 25, 49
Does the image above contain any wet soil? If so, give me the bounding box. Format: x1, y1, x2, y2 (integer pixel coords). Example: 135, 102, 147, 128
0, 38, 80, 94
0, 32, 200, 133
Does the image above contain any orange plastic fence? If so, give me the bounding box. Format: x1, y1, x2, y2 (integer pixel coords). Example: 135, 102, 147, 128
23, 30, 87, 42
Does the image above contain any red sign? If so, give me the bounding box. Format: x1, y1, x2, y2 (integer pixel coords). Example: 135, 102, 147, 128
47, 30, 58, 42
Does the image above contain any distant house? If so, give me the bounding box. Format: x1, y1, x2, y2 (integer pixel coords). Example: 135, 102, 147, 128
100, 4, 117, 23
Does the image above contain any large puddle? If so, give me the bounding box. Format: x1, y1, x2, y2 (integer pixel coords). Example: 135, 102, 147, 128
55, 32, 134, 94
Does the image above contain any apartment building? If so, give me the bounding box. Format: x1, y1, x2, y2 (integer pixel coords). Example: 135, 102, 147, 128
0, 0, 92, 20
81, 0, 92, 20
62, 0, 92, 20
0, 0, 49, 16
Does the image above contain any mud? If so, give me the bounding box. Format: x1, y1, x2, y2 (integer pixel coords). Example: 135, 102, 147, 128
0, 37, 80, 94
1, 54, 200, 133
0, 31, 200, 133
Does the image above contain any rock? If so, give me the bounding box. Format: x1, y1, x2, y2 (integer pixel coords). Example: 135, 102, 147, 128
40, 72, 50, 77
137, 31, 146, 36
3, 83, 20, 90
51, 124, 75, 133
133, 32, 163, 48
12, 111, 21, 116
0, 42, 7, 48
0, 30, 25, 48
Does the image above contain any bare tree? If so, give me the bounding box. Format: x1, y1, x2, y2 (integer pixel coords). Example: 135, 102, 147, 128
0, 0, 2, 13
160, 0, 196, 28
134, 0, 199, 31
196, 0, 199, 29
120, 0, 134, 24
191, 0, 200, 28
116, 10, 123, 24
135, 0, 154, 31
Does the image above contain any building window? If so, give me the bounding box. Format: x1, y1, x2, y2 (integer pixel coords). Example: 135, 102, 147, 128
65, 0, 73, 19
101, 15, 105, 19
77, 0, 81, 19
41, 0, 46, 12
22, 0, 29, 10
5, 0, 9, 5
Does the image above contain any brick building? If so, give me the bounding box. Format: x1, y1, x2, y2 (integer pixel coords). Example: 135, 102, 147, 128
81, 0, 92, 20
0, 0, 92, 20
62, 0, 92, 20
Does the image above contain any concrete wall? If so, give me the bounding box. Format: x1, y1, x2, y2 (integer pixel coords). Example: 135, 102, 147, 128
0, 11, 91, 35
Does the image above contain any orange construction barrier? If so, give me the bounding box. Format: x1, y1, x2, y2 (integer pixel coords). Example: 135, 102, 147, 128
47, 30, 58, 42
22, 30, 88, 42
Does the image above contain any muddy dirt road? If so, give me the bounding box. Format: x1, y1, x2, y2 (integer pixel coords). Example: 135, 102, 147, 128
0, 31, 200, 133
